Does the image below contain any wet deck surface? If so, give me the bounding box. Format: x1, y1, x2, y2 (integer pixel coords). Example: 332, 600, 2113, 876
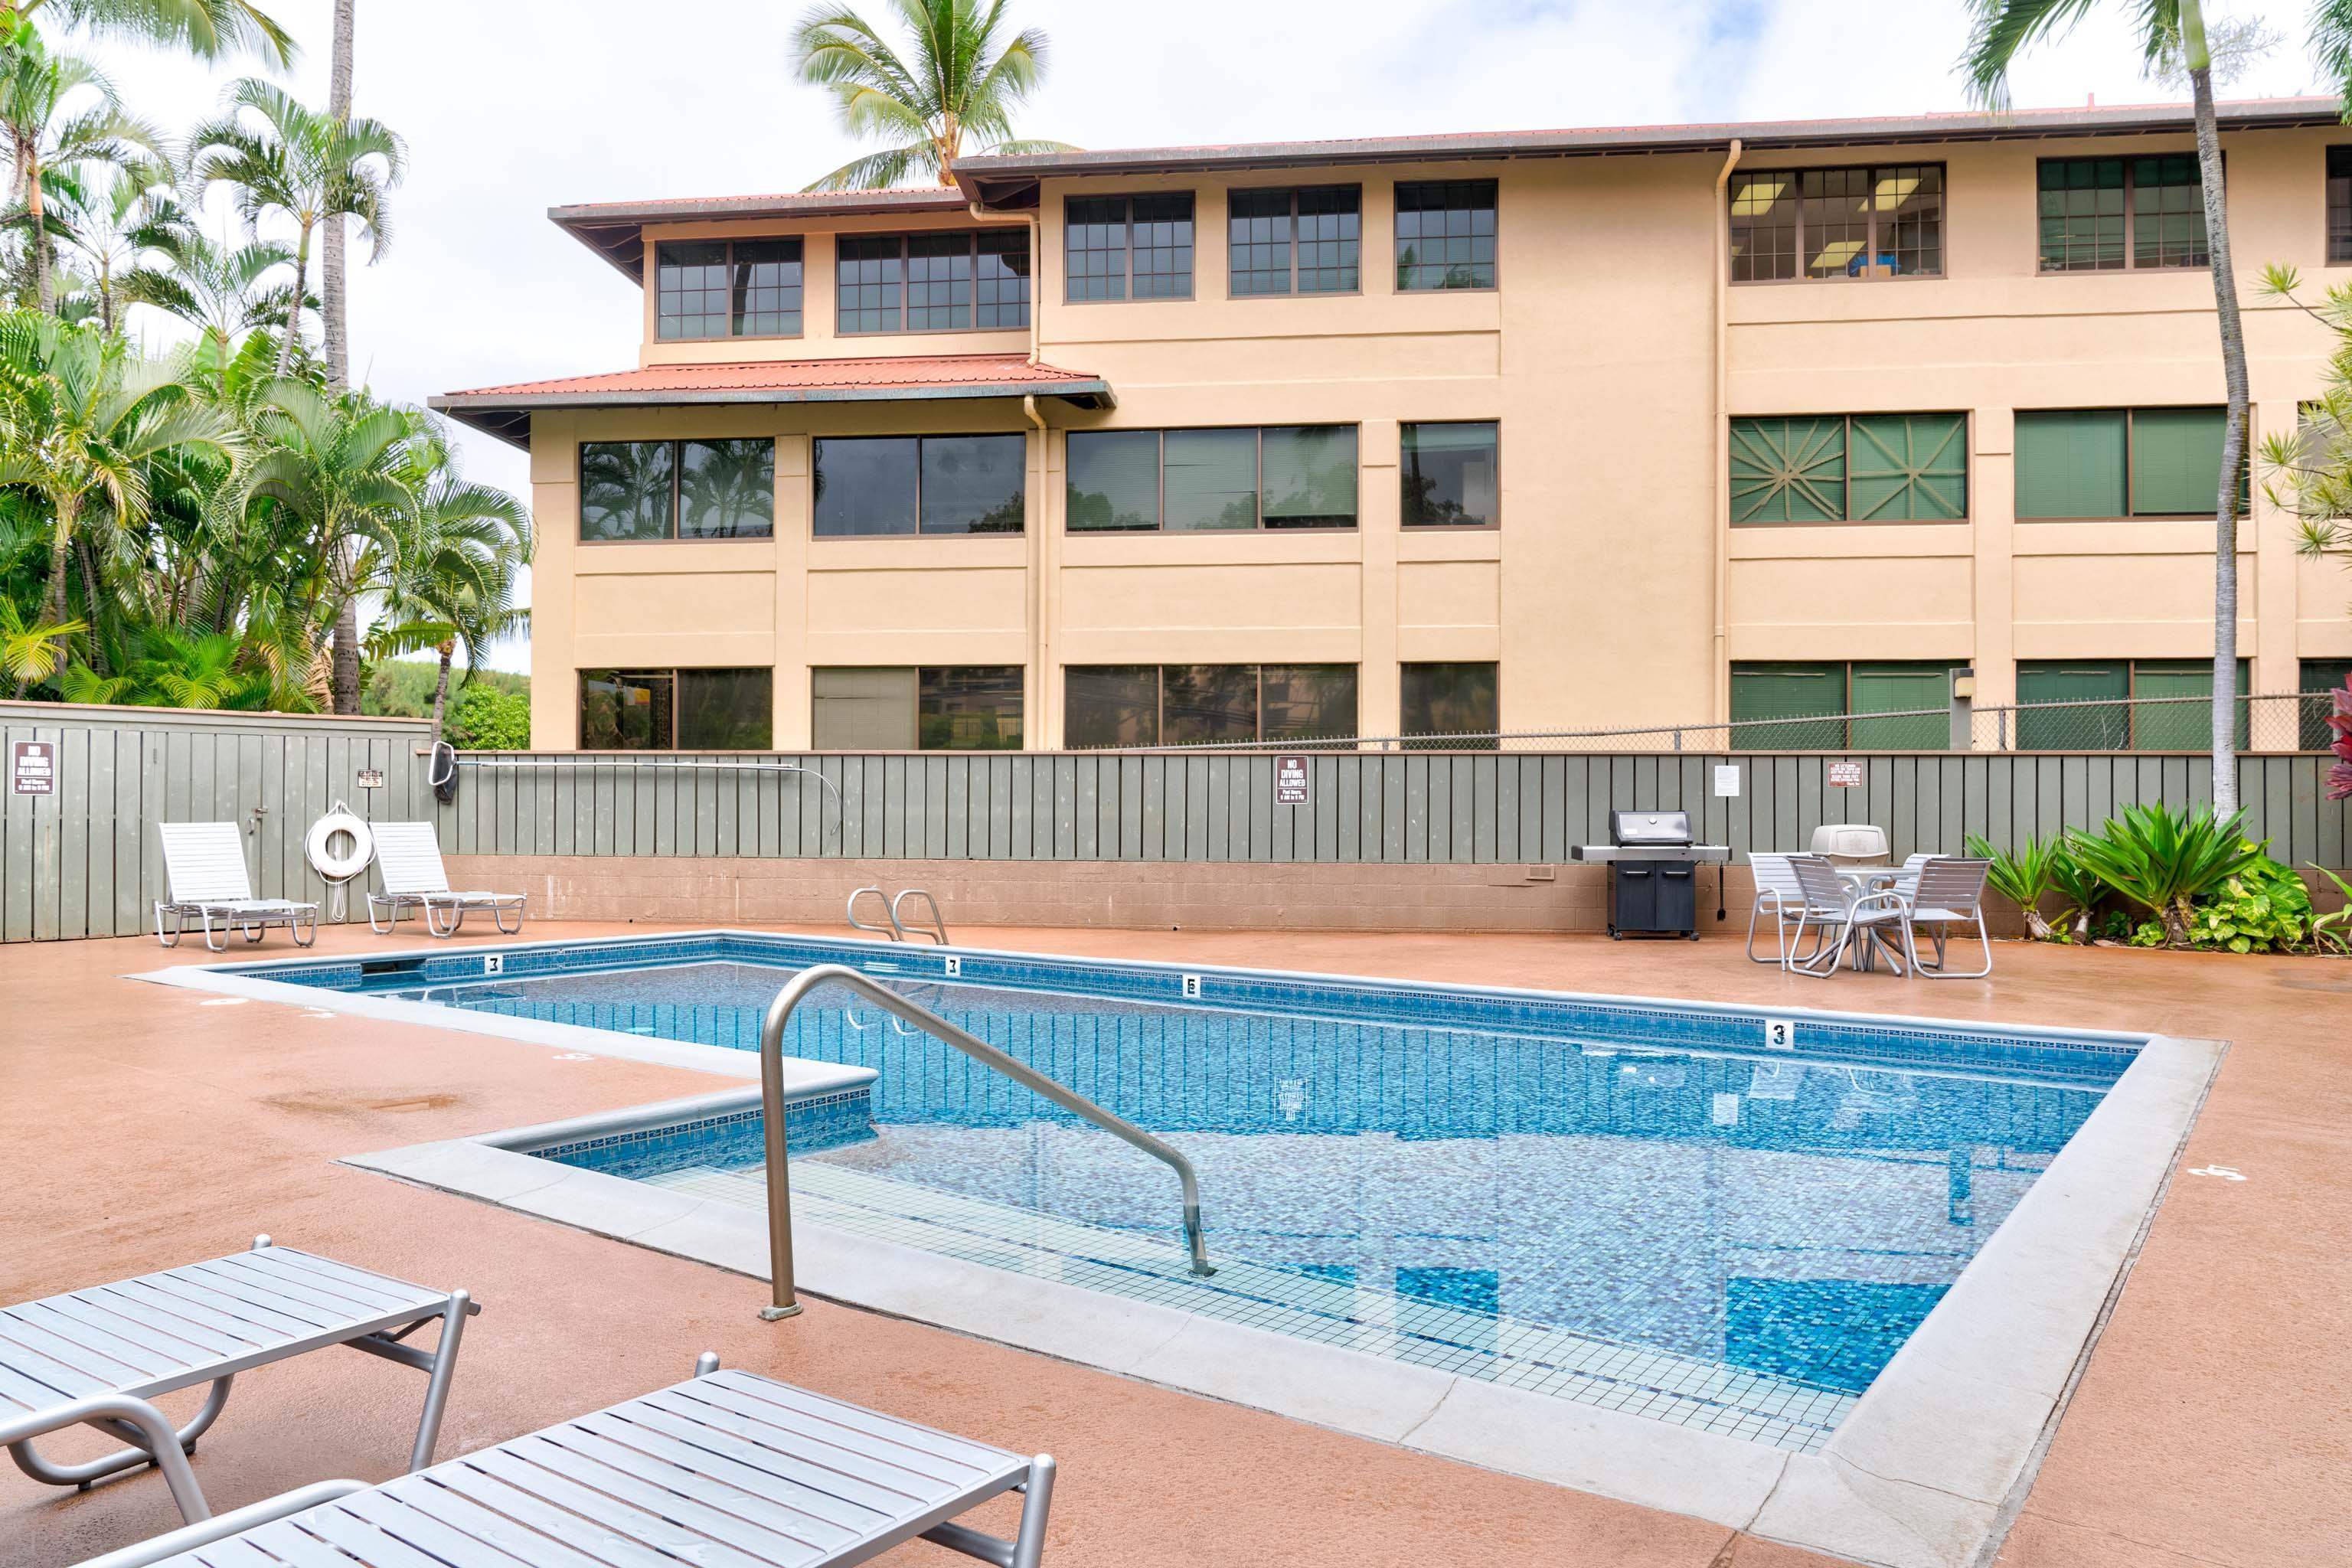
3, 920, 2344, 1568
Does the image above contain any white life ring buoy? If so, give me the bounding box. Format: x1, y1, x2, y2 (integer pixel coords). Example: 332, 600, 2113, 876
305, 805, 374, 884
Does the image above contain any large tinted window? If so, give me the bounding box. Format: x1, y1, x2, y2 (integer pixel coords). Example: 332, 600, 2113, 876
581, 439, 773, 541
813, 436, 918, 536
1230, 185, 1361, 295
1729, 166, 1942, 283
580, 441, 676, 541
580, 668, 771, 749
731, 240, 803, 336
815, 434, 1026, 537
2332, 149, 2352, 266
1400, 662, 1498, 749
1064, 666, 1161, 747
1066, 427, 1357, 532
1065, 194, 1194, 301
1395, 181, 1496, 291
2038, 157, 2206, 272
655, 241, 729, 338
658, 240, 800, 338
1400, 422, 1500, 528
921, 666, 1024, 750
836, 230, 1030, 333
920, 436, 1026, 534
678, 439, 776, 538
1063, 665, 1357, 747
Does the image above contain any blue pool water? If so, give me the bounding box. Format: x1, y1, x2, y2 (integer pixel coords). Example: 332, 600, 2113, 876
244, 934, 2134, 1449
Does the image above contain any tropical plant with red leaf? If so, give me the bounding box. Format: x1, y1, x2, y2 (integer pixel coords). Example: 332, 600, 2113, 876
2329, 675, 2352, 801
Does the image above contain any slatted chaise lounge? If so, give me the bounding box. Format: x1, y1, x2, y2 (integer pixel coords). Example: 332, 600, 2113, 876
364, 821, 525, 938
1, 1236, 475, 1524
70, 1354, 1059, 1568
152, 822, 319, 951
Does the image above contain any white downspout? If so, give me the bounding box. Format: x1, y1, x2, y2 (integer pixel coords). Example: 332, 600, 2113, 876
1024, 394, 1048, 749
968, 198, 1044, 369
1711, 139, 1743, 727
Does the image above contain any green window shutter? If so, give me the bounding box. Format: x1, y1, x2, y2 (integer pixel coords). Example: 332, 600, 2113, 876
2131, 658, 2251, 751
1730, 662, 1846, 749
1847, 662, 1950, 750
2128, 407, 2228, 516
1730, 417, 1847, 522
2016, 661, 2129, 750
2301, 658, 2352, 750
1849, 415, 1967, 521
2014, 410, 2125, 518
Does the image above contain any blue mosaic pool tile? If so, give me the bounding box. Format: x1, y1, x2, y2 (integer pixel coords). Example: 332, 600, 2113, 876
534, 1086, 874, 1180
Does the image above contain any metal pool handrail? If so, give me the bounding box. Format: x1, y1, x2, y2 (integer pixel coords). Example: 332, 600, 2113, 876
756, 964, 1214, 1319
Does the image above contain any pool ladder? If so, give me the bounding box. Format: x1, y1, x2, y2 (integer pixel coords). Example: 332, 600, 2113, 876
846, 885, 949, 945
754, 965, 1214, 1322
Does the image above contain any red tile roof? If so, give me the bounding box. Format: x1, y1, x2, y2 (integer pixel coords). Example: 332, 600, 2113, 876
430, 354, 1111, 447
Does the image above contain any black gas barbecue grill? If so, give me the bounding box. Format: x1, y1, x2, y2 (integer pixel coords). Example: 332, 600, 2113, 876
1573, 810, 1732, 939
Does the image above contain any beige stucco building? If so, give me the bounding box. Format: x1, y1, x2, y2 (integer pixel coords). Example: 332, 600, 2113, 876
433, 99, 2352, 754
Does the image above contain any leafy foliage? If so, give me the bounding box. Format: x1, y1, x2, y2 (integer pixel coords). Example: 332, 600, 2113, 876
2311, 865, 2352, 955
446, 682, 527, 750
792, 0, 1073, 189
2066, 804, 2267, 948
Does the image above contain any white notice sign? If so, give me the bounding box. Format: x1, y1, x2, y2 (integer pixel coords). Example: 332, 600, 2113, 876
1712, 763, 1741, 798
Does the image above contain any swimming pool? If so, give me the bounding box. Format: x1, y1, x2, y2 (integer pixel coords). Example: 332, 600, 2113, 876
228, 932, 2133, 1457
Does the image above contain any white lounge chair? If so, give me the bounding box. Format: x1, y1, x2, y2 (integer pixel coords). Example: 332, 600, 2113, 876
1900, 856, 1996, 978
153, 823, 318, 951
71, 1354, 1057, 1568
1784, 853, 1909, 977
365, 822, 524, 938
2, 1236, 475, 1526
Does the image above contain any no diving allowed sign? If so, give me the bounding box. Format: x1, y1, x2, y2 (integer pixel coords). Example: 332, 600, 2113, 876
1276, 755, 1309, 805
11, 740, 54, 795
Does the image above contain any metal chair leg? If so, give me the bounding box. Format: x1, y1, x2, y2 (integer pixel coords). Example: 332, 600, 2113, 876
1011, 1455, 1056, 1568
493, 900, 523, 935
406, 1290, 470, 1472
2, 1395, 213, 1523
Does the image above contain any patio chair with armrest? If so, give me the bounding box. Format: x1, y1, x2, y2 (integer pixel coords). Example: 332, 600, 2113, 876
1785, 854, 1909, 977
1745, 852, 1831, 968
1900, 856, 1995, 978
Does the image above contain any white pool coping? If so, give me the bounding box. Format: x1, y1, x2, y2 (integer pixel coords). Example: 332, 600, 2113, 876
139, 933, 2220, 1568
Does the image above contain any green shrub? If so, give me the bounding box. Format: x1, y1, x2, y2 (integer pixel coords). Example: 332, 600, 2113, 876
446, 684, 530, 750
2066, 805, 2265, 948
2185, 848, 2314, 953
2308, 865, 2352, 955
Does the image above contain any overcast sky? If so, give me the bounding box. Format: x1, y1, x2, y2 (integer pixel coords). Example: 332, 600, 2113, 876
67, 0, 2336, 671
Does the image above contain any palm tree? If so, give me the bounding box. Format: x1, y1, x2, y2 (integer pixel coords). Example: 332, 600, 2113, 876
792, 0, 1073, 191
120, 207, 292, 374
0, 312, 235, 631
368, 428, 531, 749
322, 0, 353, 390
0, 0, 293, 66
0, 28, 162, 313
54, 153, 172, 331
0, 594, 77, 694
1962, 0, 2323, 813
186, 77, 402, 382
243, 376, 414, 714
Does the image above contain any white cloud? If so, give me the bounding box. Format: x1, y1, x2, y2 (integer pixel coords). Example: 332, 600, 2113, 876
57, 0, 2331, 671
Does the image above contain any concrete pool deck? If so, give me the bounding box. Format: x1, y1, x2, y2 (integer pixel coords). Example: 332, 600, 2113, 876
2, 923, 2344, 1568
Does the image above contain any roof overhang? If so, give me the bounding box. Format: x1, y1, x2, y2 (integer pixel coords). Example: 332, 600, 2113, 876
955, 96, 2347, 207
549, 189, 982, 282
430, 357, 1113, 449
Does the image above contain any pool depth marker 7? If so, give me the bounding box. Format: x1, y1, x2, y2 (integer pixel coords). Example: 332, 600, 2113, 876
754, 963, 1216, 1321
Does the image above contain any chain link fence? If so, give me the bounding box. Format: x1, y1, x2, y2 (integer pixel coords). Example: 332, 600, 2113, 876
1080, 691, 2347, 755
